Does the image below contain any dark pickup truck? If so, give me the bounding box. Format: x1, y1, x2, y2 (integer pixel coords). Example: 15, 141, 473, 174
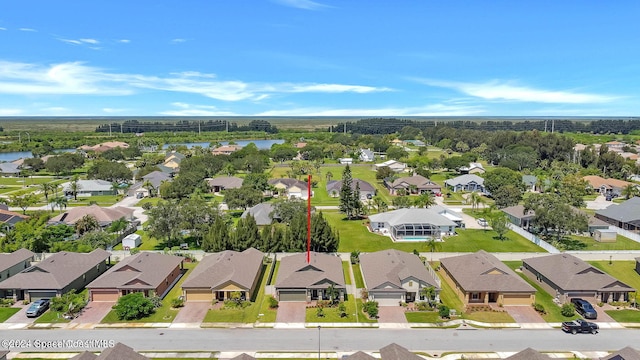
561, 319, 599, 334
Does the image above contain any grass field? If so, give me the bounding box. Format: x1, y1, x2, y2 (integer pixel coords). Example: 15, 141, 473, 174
0, 307, 20, 322
405, 311, 441, 323
434, 265, 464, 314
342, 261, 352, 285
33, 310, 71, 324
305, 298, 368, 323
569, 235, 640, 251
463, 311, 515, 323
605, 309, 640, 322
352, 264, 365, 288
589, 261, 640, 298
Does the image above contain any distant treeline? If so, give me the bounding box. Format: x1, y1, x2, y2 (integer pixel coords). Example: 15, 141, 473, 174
95, 119, 278, 133
331, 118, 640, 135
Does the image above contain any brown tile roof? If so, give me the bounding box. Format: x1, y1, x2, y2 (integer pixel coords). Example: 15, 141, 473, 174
343, 351, 376, 360
0, 208, 29, 226
0, 248, 34, 272
0, 249, 110, 291
523, 253, 635, 293
440, 251, 535, 293
87, 252, 183, 291
49, 205, 134, 226
212, 145, 242, 155
505, 348, 551, 359
601, 346, 640, 360
379, 343, 422, 360
182, 248, 263, 290
275, 252, 345, 289
360, 250, 439, 291
583, 175, 633, 190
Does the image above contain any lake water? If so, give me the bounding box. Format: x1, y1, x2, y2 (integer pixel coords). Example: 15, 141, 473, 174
163, 139, 285, 150
0, 148, 76, 163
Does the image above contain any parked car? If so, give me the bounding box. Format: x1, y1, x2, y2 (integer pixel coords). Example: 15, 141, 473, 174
561, 318, 599, 334
25, 299, 50, 318
477, 218, 488, 227
571, 298, 597, 319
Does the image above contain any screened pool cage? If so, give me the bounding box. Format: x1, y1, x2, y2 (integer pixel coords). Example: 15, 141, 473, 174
391, 223, 441, 240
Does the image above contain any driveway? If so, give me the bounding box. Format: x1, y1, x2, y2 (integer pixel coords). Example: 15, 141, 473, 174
72, 301, 114, 323
586, 195, 614, 210
503, 306, 546, 323
276, 302, 306, 323
173, 302, 211, 323
5, 304, 34, 324
377, 307, 407, 323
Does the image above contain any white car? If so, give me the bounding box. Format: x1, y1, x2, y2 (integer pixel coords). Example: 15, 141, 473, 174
477, 218, 488, 227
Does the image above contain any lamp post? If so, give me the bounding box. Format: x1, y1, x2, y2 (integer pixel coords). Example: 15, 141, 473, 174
317, 325, 321, 360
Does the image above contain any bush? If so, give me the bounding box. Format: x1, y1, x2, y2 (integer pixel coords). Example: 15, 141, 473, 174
268, 296, 279, 309
561, 303, 575, 317
363, 301, 378, 318
416, 302, 432, 311
0, 298, 15, 307
142, 202, 153, 210
171, 297, 184, 308
338, 302, 347, 318
533, 303, 546, 315
438, 304, 450, 319
316, 307, 325, 318
50, 289, 86, 317
148, 296, 162, 308
113, 293, 155, 320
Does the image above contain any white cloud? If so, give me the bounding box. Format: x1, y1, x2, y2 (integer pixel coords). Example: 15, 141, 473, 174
79, 38, 99, 44
0, 108, 23, 115
420, 79, 615, 104
171, 38, 187, 44
287, 83, 391, 93
273, 0, 329, 10
160, 102, 237, 116
0, 27, 6, 31
59, 39, 82, 45
117, 39, 130, 43
19, 28, 36, 32
58, 38, 101, 46
257, 103, 484, 116
102, 108, 127, 113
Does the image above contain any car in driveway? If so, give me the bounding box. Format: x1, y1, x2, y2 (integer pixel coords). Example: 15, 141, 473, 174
26, 299, 50, 318
477, 218, 488, 227
561, 318, 598, 334
571, 298, 597, 319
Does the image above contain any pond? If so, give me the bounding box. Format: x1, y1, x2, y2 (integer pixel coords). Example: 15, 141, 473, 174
163, 139, 285, 150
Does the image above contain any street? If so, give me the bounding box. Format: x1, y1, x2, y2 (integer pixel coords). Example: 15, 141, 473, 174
0, 328, 638, 353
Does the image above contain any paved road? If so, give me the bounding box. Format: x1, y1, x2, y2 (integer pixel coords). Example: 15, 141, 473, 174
0, 328, 636, 353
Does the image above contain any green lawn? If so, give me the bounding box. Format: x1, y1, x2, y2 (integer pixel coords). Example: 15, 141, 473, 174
256, 294, 278, 323
324, 211, 544, 253
33, 310, 70, 324
0, 307, 20, 322
589, 261, 640, 302
342, 261, 352, 285
101, 263, 195, 323
269, 261, 280, 285
352, 264, 364, 288
434, 265, 464, 314
204, 263, 270, 323
605, 309, 640, 322
137, 197, 162, 208
0, 176, 57, 186
568, 235, 640, 251
308, 298, 378, 323
405, 311, 441, 323
463, 311, 515, 323
503, 261, 578, 323
114, 229, 161, 251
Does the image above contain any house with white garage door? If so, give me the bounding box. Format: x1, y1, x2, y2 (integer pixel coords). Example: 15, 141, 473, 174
360, 250, 440, 306
275, 252, 345, 302
181, 248, 264, 302
0, 249, 111, 302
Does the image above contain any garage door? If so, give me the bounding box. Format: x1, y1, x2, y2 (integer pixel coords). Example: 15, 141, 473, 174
279, 290, 306, 302
503, 294, 532, 305
91, 290, 120, 302
373, 293, 402, 306
185, 289, 213, 302
29, 291, 57, 302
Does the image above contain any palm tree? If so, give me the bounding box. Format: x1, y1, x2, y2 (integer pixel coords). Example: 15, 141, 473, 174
223, 163, 236, 177
469, 191, 484, 212
426, 238, 441, 262
419, 286, 437, 307
108, 217, 128, 235
70, 175, 81, 201
372, 196, 387, 213
622, 184, 638, 200
325, 171, 333, 183
413, 192, 435, 208
53, 196, 68, 213
39, 183, 53, 203
142, 179, 155, 197
75, 214, 100, 235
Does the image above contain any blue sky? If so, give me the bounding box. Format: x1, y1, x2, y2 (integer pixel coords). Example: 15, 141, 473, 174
1, 0, 639, 116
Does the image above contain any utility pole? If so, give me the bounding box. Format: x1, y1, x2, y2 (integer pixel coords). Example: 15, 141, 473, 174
551, 119, 555, 133
343, 123, 346, 134
108, 124, 112, 137
544, 120, 548, 133
198, 121, 201, 135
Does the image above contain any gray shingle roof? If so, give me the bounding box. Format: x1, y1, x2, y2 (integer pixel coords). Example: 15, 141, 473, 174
182, 248, 264, 291
0, 163, 20, 174
207, 176, 244, 189
360, 250, 439, 291
61, 179, 113, 193
96, 342, 149, 360
49, 205, 134, 226
87, 252, 183, 291
0, 248, 34, 272
523, 253, 635, 292
230, 354, 257, 360
326, 179, 375, 193
0, 249, 110, 291
501, 205, 535, 220
343, 351, 376, 360
368, 207, 457, 227
440, 251, 535, 293
505, 348, 551, 360
601, 346, 640, 360
379, 343, 422, 360
241, 203, 275, 226
275, 252, 345, 289
388, 175, 441, 190
444, 174, 485, 187
596, 196, 640, 223
268, 178, 308, 191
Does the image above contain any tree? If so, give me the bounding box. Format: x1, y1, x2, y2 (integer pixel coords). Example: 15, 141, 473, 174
339, 165, 362, 219
489, 212, 509, 241
108, 217, 128, 235
142, 179, 156, 197
234, 214, 260, 250
113, 293, 155, 320
483, 167, 525, 198
224, 187, 263, 210
622, 184, 639, 200
9, 193, 37, 214
375, 166, 394, 180
524, 193, 588, 243
468, 192, 484, 212
69, 175, 81, 201
203, 215, 231, 252
372, 196, 388, 213
491, 184, 523, 208
271, 198, 307, 224
325, 171, 333, 183
87, 160, 133, 183
50, 289, 86, 318
75, 215, 100, 235
391, 196, 411, 209
39, 183, 54, 203
52, 196, 68, 213
420, 286, 437, 307
425, 238, 441, 262
413, 192, 435, 208
147, 200, 183, 247
325, 284, 340, 305
386, 146, 408, 160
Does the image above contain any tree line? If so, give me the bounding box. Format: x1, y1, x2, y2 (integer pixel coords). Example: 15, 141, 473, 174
95, 119, 278, 133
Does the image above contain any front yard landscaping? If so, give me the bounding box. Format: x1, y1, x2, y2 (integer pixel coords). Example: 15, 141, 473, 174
605, 309, 640, 323
341, 261, 352, 285
0, 307, 20, 322
352, 264, 364, 288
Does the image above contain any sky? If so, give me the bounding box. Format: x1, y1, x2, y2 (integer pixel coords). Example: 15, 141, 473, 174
1, 0, 639, 117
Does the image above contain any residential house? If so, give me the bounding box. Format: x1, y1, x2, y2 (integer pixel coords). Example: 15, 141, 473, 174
522, 175, 538, 192
379, 343, 423, 360
360, 250, 440, 306
275, 252, 345, 302
444, 174, 486, 193
384, 175, 441, 195
207, 176, 244, 193
212, 144, 242, 155
0, 162, 20, 176
87, 252, 184, 301
459, 162, 486, 174
49, 205, 135, 228
294, 142, 307, 149
61, 179, 116, 197
326, 179, 376, 200
440, 251, 536, 306
128, 171, 172, 198
359, 148, 375, 162
404, 140, 426, 147
583, 175, 635, 196
601, 346, 640, 360
0, 248, 35, 283
604, 140, 625, 152
390, 139, 404, 146
505, 348, 551, 360
78, 141, 130, 153
522, 253, 635, 303
182, 248, 264, 302
595, 196, 640, 232
71, 343, 149, 360
0, 249, 111, 301
503, 204, 609, 234
268, 178, 311, 199
241, 202, 277, 226
374, 160, 407, 172
338, 157, 353, 165
162, 151, 186, 171
0, 207, 29, 230
342, 352, 375, 360
368, 207, 460, 241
